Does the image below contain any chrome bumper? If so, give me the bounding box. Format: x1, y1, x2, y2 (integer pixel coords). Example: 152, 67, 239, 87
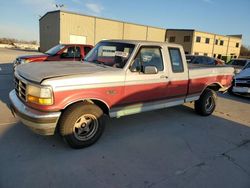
9, 90, 61, 135
232, 86, 250, 94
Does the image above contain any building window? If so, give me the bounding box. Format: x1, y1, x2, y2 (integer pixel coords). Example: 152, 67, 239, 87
194, 52, 199, 55
236, 43, 239, 48
196, 36, 201, 43
215, 39, 218, 45
185, 51, 189, 54
184, 36, 191, 42
220, 40, 224, 46
204, 53, 208, 56
169, 37, 175, 43
205, 38, 210, 44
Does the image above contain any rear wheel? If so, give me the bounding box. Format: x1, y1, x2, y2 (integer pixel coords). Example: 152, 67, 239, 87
59, 103, 105, 149
194, 89, 217, 116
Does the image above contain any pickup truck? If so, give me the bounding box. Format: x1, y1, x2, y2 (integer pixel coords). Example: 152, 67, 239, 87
13, 44, 93, 68
9, 40, 234, 148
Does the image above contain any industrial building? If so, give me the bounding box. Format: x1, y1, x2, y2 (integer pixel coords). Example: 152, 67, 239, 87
39, 10, 242, 61
39, 10, 166, 52
166, 29, 242, 61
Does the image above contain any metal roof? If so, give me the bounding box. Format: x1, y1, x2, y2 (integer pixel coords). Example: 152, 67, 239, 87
39, 10, 166, 30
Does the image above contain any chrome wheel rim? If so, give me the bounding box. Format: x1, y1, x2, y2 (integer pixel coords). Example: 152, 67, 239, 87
73, 114, 98, 141
205, 96, 214, 112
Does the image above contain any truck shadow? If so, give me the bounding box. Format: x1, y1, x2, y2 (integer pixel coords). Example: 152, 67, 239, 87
0, 63, 13, 107
0, 62, 13, 75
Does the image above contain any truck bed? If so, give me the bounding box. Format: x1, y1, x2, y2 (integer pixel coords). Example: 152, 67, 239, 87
188, 64, 234, 79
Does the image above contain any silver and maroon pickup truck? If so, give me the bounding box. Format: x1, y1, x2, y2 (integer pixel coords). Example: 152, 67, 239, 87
9, 40, 234, 148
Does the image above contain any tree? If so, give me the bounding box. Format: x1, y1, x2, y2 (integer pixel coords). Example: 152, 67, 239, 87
0, 37, 37, 45
240, 45, 250, 57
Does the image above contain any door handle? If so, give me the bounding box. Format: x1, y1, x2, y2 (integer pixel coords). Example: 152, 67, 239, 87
160, 75, 168, 79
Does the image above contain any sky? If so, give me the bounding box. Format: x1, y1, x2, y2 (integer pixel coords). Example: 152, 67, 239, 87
0, 0, 249, 46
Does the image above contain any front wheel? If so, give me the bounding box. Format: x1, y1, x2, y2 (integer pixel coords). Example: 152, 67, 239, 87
194, 89, 217, 116
59, 103, 105, 149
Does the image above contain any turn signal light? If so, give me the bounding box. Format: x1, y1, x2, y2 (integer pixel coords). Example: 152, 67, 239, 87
27, 95, 53, 105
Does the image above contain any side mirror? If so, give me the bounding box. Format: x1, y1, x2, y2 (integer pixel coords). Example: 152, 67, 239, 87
144, 66, 158, 74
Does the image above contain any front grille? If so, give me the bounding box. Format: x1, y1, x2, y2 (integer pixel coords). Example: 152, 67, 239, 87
235, 83, 250, 87
235, 79, 250, 87
14, 76, 27, 101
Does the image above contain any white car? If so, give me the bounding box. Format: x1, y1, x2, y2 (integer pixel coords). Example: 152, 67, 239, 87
232, 62, 250, 96
227, 58, 250, 74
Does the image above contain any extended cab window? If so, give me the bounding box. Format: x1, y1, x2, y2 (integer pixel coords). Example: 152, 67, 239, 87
132, 47, 164, 72
169, 48, 184, 73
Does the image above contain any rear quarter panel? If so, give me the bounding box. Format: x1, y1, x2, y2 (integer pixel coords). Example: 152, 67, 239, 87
188, 66, 234, 96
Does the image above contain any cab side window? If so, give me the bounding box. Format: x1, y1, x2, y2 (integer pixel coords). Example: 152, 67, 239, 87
62, 46, 81, 58
168, 48, 184, 73
131, 47, 164, 72
84, 47, 92, 56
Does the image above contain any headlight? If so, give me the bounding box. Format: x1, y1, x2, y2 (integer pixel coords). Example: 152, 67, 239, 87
26, 85, 53, 105
20, 59, 31, 64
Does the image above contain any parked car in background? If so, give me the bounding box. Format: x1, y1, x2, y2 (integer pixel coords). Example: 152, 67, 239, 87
13, 44, 93, 68
226, 58, 250, 74
10, 40, 234, 148
186, 55, 224, 66
232, 62, 250, 96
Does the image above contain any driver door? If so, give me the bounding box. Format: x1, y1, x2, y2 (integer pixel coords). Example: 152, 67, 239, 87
123, 46, 169, 105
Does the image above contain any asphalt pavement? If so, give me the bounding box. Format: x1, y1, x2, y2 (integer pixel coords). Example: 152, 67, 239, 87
0, 48, 250, 188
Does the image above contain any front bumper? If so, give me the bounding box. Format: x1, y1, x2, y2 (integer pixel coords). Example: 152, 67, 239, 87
232, 86, 250, 94
9, 90, 61, 135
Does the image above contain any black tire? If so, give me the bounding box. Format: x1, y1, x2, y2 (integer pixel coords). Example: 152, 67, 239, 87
59, 103, 105, 149
194, 89, 217, 116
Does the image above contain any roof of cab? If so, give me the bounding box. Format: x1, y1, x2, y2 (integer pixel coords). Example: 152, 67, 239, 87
100, 39, 183, 48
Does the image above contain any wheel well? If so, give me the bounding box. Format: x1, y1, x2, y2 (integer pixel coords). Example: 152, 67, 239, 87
91, 99, 110, 115
62, 99, 110, 116
206, 83, 222, 92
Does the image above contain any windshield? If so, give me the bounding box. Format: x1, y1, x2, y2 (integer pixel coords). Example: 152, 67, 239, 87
243, 62, 250, 70
84, 42, 135, 68
45, 44, 65, 55
186, 55, 195, 63
227, 59, 246, 66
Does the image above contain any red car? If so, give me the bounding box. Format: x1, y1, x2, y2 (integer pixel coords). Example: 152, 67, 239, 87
13, 44, 93, 68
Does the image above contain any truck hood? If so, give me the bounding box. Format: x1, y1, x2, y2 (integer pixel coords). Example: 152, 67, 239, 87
16, 61, 114, 83
235, 68, 250, 79
18, 54, 49, 60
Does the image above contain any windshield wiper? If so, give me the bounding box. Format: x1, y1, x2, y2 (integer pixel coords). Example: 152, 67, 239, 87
91, 59, 108, 68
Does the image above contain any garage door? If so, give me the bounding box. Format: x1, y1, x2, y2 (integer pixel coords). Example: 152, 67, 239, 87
69, 35, 87, 44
